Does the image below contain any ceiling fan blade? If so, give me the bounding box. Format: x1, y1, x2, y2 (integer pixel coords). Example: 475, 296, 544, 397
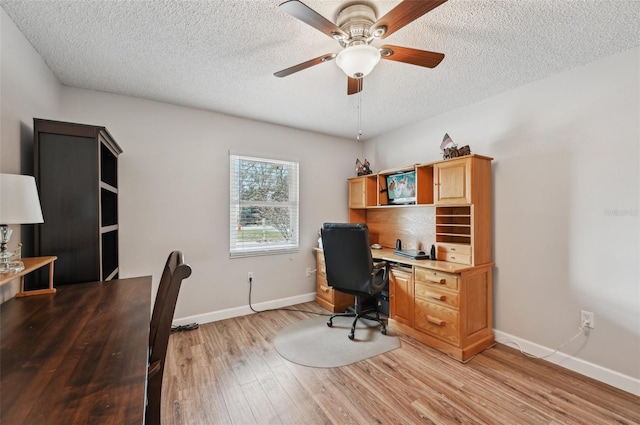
274, 53, 336, 78
372, 0, 447, 39
380, 45, 445, 68
347, 77, 363, 95
279, 0, 347, 40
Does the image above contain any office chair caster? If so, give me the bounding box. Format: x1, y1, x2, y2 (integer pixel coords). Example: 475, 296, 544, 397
348, 331, 355, 340
381, 326, 387, 335
327, 318, 333, 327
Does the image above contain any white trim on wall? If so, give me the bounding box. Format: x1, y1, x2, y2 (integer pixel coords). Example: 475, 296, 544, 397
495, 330, 640, 397
172, 292, 317, 325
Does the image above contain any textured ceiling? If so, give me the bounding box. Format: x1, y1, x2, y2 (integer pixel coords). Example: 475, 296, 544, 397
1, 0, 639, 141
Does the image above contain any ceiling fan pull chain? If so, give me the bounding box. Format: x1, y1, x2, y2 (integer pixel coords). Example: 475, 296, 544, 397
356, 86, 363, 142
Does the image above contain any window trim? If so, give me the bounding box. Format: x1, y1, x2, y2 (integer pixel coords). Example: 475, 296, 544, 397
229, 154, 299, 258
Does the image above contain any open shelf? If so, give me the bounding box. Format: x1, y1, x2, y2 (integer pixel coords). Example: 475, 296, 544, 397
100, 141, 118, 188
436, 206, 472, 246
345, 163, 436, 209
101, 230, 118, 280
101, 187, 118, 227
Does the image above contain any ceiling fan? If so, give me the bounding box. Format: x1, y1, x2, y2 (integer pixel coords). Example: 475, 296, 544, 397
273, 0, 447, 95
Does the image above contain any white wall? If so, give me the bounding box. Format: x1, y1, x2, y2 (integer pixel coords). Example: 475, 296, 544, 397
0, 9, 61, 301
1, 7, 362, 318
58, 89, 360, 321
364, 47, 640, 393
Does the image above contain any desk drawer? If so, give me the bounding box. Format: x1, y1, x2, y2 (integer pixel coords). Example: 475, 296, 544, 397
317, 253, 326, 270
316, 255, 331, 303
415, 283, 459, 309
315, 253, 354, 312
316, 282, 354, 311
437, 243, 472, 265
437, 243, 471, 255
415, 299, 459, 345
316, 278, 332, 303
440, 252, 472, 265
414, 267, 459, 291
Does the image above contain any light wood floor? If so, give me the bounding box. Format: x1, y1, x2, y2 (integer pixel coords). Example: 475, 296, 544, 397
163, 302, 639, 425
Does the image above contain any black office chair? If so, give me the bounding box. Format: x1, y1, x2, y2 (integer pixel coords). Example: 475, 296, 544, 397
321, 223, 388, 340
146, 251, 192, 425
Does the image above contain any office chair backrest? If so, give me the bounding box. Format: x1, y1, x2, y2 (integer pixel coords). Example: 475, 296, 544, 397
321, 223, 379, 295
147, 251, 192, 425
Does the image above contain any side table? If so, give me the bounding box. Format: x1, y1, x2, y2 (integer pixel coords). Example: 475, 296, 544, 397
0, 256, 57, 297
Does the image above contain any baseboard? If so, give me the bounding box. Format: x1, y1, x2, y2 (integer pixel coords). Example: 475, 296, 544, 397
494, 330, 640, 397
173, 292, 317, 327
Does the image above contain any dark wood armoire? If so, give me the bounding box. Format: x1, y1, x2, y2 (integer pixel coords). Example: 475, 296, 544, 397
33, 118, 122, 286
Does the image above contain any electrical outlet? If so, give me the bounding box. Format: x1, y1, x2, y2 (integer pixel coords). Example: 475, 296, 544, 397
306, 267, 312, 277
248, 272, 253, 282
581, 310, 595, 329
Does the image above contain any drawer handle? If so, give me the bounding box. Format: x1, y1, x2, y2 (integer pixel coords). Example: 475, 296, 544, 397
427, 316, 446, 326
428, 293, 446, 301
320, 285, 330, 293
450, 248, 456, 251
426, 278, 446, 285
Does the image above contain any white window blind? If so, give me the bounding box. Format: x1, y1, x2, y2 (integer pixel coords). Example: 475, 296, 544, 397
229, 154, 299, 258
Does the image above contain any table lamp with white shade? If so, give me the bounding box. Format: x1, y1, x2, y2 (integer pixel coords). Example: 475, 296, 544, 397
0, 174, 44, 273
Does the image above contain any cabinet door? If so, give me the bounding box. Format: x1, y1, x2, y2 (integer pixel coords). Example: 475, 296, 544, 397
348, 178, 367, 208
434, 158, 471, 204
389, 266, 414, 326
37, 132, 100, 285
348, 176, 377, 208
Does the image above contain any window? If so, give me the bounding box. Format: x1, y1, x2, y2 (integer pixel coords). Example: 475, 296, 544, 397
229, 154, 299, 258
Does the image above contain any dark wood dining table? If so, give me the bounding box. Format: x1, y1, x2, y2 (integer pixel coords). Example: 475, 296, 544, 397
0, 275, 152, 425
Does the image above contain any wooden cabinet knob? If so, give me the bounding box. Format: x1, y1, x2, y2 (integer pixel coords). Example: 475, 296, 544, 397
320, 285, 330, 293
428, 293, 446, 301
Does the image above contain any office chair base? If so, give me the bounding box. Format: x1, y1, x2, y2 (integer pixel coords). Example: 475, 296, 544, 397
327, 307, 387, 340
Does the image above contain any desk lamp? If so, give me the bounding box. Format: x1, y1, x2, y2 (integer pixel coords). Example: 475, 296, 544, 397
0, 174, 44, 273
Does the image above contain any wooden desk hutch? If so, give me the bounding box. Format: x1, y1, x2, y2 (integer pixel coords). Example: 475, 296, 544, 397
315, 154, 494, 362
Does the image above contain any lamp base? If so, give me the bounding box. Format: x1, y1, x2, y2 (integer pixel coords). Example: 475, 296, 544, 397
0, 260, 25, 273
1, 225, 25, 273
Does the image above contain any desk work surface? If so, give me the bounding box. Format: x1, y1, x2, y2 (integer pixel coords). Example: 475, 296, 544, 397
318, 247, 489, 273
0, 275, 152, 425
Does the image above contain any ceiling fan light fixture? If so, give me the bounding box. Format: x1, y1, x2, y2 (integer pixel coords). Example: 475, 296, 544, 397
336, 44, 381, 79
